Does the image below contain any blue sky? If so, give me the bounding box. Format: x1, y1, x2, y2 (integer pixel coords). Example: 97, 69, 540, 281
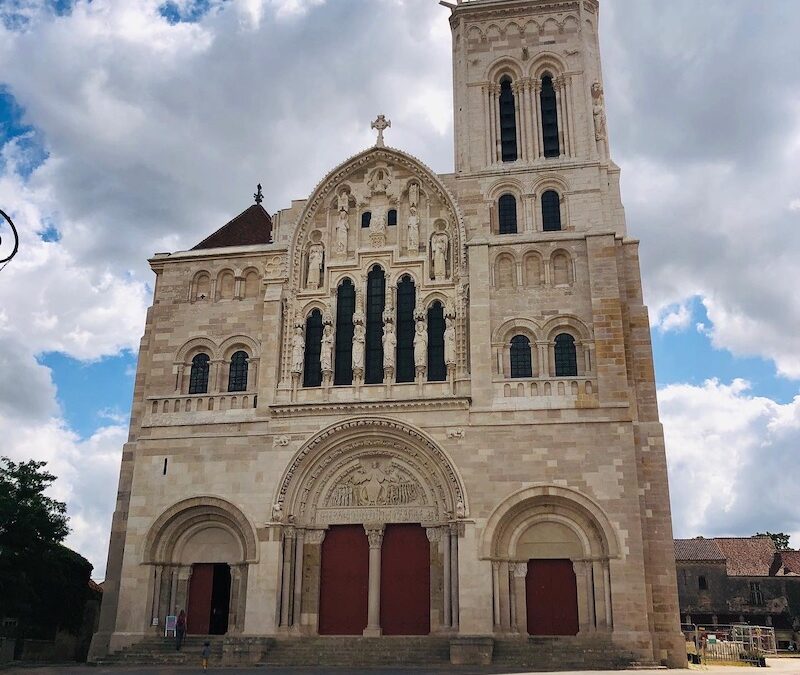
1, 0, 800, 578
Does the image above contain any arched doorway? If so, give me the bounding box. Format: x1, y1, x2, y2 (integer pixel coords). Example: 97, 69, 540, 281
272, 417, 467, 636
482, 485, 619, 636
143, 497, 258, 636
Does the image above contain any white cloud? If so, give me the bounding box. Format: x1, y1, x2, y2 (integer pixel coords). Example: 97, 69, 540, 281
656, 301, 692, 333
661, 379, 800, 547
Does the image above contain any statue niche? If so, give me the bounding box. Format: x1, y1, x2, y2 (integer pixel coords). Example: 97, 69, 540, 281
326, 457, 425, 508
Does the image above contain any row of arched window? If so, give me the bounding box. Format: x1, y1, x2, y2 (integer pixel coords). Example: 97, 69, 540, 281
188, 351, 250, 395
360, 209, 398, 228
508, 334, 578, 378
302, 269, 450, 388
494, 249, 574, 288
192, 269, 261, 302
497, 190, 561, 234
498, 74, 562, 162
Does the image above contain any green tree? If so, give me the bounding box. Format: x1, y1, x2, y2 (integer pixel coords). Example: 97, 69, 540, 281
0, 457, 91, 639
756, 531, 792, 551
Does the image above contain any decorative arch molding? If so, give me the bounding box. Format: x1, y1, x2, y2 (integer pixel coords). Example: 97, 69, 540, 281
492, 317, 543, 345
541, 313, 591, 342
420, 291, 450, 311
143, 496, 259, 564
486, 55, 524, 83
175, 337, 218, 363
531, 173, 570, 195
218, 334, 259, 360
480, 484, 621, 560
274, 416, 467, 526
529, 51, 569, 80
299, 299, 329, 320
487, 177, 525, 202
289, 146, 467, 289
387, 268, 422, 288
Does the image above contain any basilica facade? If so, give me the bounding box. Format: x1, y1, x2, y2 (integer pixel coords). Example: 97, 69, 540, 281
90, 0, 685, 667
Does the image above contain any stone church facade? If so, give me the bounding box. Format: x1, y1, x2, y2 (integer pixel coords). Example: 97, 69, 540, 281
91, 0, 685, 667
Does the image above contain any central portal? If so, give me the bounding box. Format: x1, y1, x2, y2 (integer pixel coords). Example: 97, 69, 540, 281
318, 525, 369, 635
380, 524, 430, 635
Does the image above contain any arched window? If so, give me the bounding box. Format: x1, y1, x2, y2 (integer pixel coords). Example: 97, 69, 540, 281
699, 576, 708, 591
498, 194, 518, 234
396, 275, 416, 383
542, 190, 562, 231
499, 77, 518, 162
540, 75, 560, 158
427, 301, 446, 382
194, 273, 210, 300
228, 351, 249, 392
496, 255, 515, 289
387, 209, 397, 227
188, 353, 210, 394
303, 309, 323, 388
510, 335, 533, 378
552, 252, 571, 285
365, 266, 385, 384
334, 279, 355, 385
217, 271, 235, 300
361, 211, 372, 228
243, 270, 260, 298
554, 333, 578, 376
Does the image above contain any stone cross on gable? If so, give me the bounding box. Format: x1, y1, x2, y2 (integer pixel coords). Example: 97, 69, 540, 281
371, 114, 391, 147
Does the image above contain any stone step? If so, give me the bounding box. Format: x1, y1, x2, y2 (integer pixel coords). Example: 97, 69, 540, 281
263, 637, 451, 667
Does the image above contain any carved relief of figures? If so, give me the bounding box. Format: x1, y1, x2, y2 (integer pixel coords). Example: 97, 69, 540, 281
337, 189, 350, 214
352, 317, 366, 374
444, 316, 456, 366
591, 82, 607, 141
321, 324, 334, 373
407, 206, 420, 252
382, 321, 396, 370
409, 181, 419, 208
306, 242, 324, 289
335, 209, 349, 254
413, 320, 428, 369
431, 228, 449, 281
369, 209, 387, 248
368, 167, 391, 194
327, 458, 422, 508
290, 325, 305, 374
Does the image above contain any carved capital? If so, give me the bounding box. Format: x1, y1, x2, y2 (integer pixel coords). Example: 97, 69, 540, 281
305, 529, 326, 545
283, 525, 297, 541
492, 560, 501, 572
513, 561, 528, 578
364, 524, 385, 548
426, 527, 443, 543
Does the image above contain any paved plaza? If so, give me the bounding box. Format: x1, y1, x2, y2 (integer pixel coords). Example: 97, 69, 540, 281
6, 660, 800, 675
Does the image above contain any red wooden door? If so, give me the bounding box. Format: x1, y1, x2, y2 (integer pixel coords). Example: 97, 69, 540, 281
318, 525, 369, 635
526, 559, 579, 636
187, 563, 214, 634
380, 524, 430, 635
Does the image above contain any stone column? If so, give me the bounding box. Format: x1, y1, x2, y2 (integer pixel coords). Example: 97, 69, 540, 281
169, 566, 179, 615
363, 524, 385, 636
564, 75, 577, 157
508, 564, 518, 633
603, 559, 613, 628
442, 526, 452, 628
498, 561, 511, 632
174, 364, 184, 393
537, 342, 549, 378
491, 84, 501, 163
513, 562, 528, 635
520, 79, 532, 162
574, 560, 595, 633
426, 527, 444, 632
449, 523, 460, 630
512, 82, 523, 161
149, 565, 163, 633
292, 529, 305, 630
491, 561, 501, 629
555, 76, 567, 158
533, 80, 544, 159
304, 529, 326, 635
482, 85, 492, 167
280, 526, 296, 629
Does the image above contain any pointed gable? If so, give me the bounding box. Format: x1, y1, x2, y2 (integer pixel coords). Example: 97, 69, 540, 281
192, 204, 272, 250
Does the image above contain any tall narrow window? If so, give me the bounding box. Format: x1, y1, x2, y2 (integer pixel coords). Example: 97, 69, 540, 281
303, 309, 323, 387
540, 75, 560, 157
542, 190, 562, 231
365, 266, 385, 384
427, 301, 446, 381
499, 77, 518, 162
334, 280, 355, 385
228, 351, 249, 392
498, 194, 518, 234
387, 209, 398, 227
510, 335, 533, 378
554, 333, 578, 376
361, 211, 372, 228
698, 576, 708, 591
396, 275, 416, 383
188, 353, 210, 394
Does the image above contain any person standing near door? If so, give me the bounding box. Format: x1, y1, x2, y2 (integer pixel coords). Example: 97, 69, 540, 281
175, 609, 187, 650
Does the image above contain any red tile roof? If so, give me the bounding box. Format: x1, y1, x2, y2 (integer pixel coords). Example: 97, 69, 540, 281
674, 538, 726, 562
192, 204, 272, 250
778, 550, 800, 575
713, 537, 777, 576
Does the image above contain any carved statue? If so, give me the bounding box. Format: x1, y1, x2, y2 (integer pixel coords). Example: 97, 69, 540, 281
444, 316, 456, 366
409, 182, 419, 208
407, 206, 420, 251
592, 82, 607, 141
335, 209, 348, 254
337, 189, 350, 214
321, 324, 334, 372
431, 231, 449, 280
306, 242, 324, 289
371, 210, 386, 235
290, 325, 305, 374
382, 322, 396, 370
352, 322, 366, 372
271, 502, 283, 522
413, 320, 428, 368
455, 500, 465, 519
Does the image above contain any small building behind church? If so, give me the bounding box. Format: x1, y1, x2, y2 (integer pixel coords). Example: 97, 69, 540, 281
90, 0, 686, 668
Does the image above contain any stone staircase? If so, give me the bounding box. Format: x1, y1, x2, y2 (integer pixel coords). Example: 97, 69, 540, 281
263, 636, 452, 667
492, 636, 641, 671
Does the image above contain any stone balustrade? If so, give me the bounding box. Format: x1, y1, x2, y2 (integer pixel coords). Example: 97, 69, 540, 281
144, 392, 258, 426
495, 376, 598, 408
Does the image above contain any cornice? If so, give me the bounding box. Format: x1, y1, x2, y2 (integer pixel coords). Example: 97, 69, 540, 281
270, 397, 471, 418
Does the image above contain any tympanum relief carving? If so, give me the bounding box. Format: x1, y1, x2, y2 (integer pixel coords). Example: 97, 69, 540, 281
326, 457, 426, 508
